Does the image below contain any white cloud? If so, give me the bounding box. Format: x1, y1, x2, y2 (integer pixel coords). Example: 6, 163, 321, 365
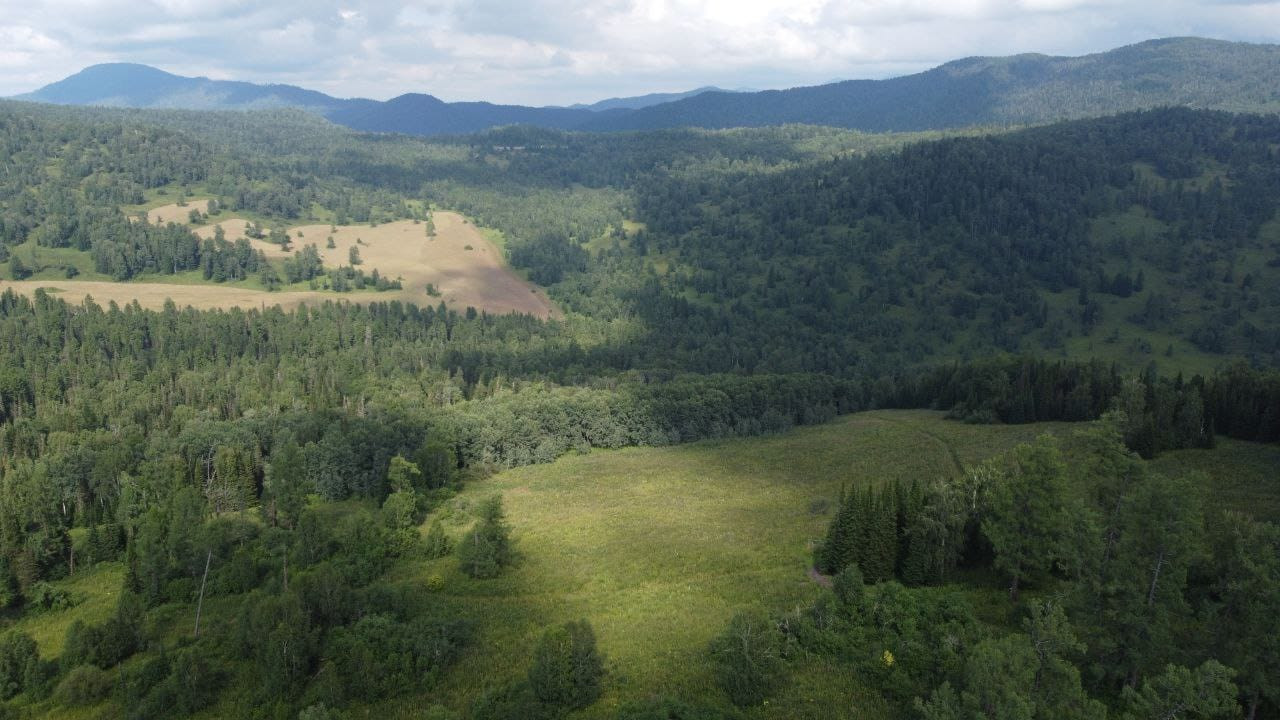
0, 0, 1277, 104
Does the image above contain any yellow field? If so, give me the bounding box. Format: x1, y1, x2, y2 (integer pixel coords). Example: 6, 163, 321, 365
142, 199, 210, 225
0, 211, 557, 318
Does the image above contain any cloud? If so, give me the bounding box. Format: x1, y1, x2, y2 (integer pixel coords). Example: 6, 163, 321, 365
0, 0, 1278, 105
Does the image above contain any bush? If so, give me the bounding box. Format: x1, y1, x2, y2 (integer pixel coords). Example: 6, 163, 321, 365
708, 611, 785, 707
319, 614, 468, 704
63, 591, 148, 671
0, 631, 40, 700
528, 620, 605, 709
832, 564, 865, 606
424, 520, 452, 559
26, 582, 77, 613
55, 664, 112, 705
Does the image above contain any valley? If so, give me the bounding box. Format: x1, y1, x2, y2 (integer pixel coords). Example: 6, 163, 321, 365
0, 30, 1277, 720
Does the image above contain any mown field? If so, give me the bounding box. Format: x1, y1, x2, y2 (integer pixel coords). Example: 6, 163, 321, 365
6, 410, 1277, 719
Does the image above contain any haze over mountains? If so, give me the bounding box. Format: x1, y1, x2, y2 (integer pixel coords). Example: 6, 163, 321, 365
15, 37, 1280, 136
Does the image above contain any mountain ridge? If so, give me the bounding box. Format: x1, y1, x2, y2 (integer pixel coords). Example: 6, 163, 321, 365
15, 37, 1280, 136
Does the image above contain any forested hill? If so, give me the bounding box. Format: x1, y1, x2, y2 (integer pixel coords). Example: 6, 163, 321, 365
17, 37, 1280, 136
16, 63, 359, 114
584, 37, 1280, 132
603, 108, 1280, 374
4, 99, 1280, 374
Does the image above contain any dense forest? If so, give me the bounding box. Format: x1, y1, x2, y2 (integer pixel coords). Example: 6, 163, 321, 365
0, 97, 1277, 718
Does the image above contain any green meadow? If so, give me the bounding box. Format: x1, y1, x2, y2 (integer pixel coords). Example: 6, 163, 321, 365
6, 410, 1277, 719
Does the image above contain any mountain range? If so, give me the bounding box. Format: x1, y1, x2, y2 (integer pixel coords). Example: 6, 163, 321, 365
15, 37, 1280, 136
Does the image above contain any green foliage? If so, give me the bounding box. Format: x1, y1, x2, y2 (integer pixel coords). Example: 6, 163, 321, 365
1121, 661, 1240, 720
528, 619, 604, 709
1081, 471, 1206, 688
7, 254, 30, 280
708, 611, 785, 707
60, 593, 146, 672
53, 664, 112, 706
457, 496, 513, 579
0, 631, 39, 700
317, 614, 468, 704
982, 436, 1073, 599
1210, 513, 1280, 717
816, 483, 898, 582
423, 519, 452, 559
470, 680, 559, 720
263, 438, 308, 529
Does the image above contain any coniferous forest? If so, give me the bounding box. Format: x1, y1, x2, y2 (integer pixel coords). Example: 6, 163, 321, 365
0, 87, 1278, 720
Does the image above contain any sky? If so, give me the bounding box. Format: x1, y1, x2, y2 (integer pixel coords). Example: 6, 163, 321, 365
1, 0, 1279, 106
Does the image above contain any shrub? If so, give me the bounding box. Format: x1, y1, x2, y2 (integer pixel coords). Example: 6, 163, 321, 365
55, 664, 112, 705
424, 520, 452, 559
0, 631, 40, 700
708, 611, 784, 706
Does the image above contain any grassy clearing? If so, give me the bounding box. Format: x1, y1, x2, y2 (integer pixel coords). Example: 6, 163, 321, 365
7, 411, 1277, 718
3, 241, 110, 282
373, 411, 1077, 718
6, 563, 124, 660
1147, 437, 1280, 522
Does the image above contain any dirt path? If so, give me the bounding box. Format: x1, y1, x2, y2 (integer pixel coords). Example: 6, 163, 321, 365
868, 412, 967, 476
807, 567, 833, 588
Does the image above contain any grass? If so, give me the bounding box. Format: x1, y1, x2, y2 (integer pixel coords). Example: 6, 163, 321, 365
4, 242, 111, 282
1147, 436, 1280, 522
7, 563, 124, 659
371, 411, 1080, 718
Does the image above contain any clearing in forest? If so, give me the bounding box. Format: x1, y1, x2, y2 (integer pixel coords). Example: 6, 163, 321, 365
141, 199, 211, 225
7, 410, 1278, 718
374, 409, 1279, 718
379, 411, 1083, 718
1, 211, 557, 318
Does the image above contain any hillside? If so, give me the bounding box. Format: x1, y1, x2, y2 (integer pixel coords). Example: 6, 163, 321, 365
583, 37, 1280, 132
4, 99, 1280, 375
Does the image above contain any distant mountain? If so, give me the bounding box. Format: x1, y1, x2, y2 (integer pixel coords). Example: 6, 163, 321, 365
17, 62, 608, 135
569, 87, 733, 112
17, 38, 1280, 136
327, 93, 612, 135
18, 63, 353, 114
582, 37, 1280, 132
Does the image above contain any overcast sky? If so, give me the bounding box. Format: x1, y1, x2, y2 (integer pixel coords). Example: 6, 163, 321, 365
2, 0, 1279, 106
